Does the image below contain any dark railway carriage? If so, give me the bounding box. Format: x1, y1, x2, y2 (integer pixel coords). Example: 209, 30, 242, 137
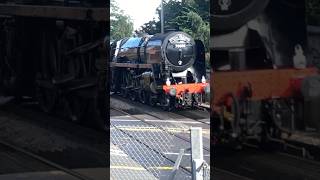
110, 31, 210, 110
0, 1, 107, 128
211, 0, 320, 147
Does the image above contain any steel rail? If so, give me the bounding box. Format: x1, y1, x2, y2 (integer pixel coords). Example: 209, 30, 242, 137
0, 139, 96, 180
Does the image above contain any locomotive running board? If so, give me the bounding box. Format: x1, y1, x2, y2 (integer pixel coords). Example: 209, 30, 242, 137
110, 62, 152, 69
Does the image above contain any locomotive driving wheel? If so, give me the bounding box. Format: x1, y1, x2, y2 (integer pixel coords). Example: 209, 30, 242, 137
35, 83, 58, 113
161, 94, 175, 111
149, 93, 157, 106
220, 93, 242, 147
120, 87, 128, 97
36, 30, 59, 114
130, 90, 137, 101
120, 70, 130, 97
67, 94, 86, 122
139, 90, 148, 104
0, 66, 16, 94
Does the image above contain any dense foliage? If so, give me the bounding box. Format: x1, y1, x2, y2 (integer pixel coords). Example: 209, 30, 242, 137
136, 0, 210, 52
110, 0, 134, 41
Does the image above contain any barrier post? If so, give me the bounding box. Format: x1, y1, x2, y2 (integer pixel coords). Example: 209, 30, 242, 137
191, 127, 204, 180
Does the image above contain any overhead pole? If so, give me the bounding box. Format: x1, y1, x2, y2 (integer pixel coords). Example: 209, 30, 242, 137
161, 0, 164, 34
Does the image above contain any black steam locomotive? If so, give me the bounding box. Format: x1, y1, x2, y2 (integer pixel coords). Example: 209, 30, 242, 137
0, 1, 107, 128
110, 31, 209, 110
211, 0, 320, 148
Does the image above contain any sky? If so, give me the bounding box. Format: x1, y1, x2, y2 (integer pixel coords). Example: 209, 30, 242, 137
114, 0, 161, 31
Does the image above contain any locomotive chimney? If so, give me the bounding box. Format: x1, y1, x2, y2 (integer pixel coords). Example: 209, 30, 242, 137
164, 28, 178, 33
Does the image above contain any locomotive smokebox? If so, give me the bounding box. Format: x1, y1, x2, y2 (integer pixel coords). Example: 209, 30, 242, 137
161, 31, 196, 72
212, 0, 270, 34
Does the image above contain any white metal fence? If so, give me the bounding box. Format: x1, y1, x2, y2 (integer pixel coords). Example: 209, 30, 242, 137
110, 115, 210, 180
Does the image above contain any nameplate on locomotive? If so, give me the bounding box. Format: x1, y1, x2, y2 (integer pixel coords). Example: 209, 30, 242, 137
169, 34, 191, 48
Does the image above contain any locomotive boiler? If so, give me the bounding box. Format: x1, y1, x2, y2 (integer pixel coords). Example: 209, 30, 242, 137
211, 0, 320, 147
110, 31, 209, 110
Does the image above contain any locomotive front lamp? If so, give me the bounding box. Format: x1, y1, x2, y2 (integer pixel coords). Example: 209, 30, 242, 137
166, 78, 171, 86
201, 76, 206, 83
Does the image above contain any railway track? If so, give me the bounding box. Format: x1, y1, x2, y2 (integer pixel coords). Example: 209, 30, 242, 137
111, 106, 208, 147
111, 94, 210, 126
171, 109, 210, 125
0, 100, 108, 180
0, 139, 94, 180
2, 98, 107, 142
215, 128, 320, 179
110, 95, 210, 149
215, 145, 320, 180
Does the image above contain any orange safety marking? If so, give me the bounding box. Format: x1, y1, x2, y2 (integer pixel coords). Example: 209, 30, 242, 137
163, 83, 209, 97
211, 67, 318, 107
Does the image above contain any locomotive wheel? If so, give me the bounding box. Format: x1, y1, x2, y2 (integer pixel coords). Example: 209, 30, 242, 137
121, 87, 128, 97
2, 76, 16, 94
139, 90, 148, 104
0, 63, 17, 94
130, 90, 137, 101
67, 94, 86, 122
149, 94, 156, 106
221, 94, 241, 137
36, 85, 57, 113
82, 95, 106, 130
161, 95, 175, 111
190, 94, 199, 109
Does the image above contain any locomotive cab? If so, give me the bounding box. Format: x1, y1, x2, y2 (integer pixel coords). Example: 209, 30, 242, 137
212, 27, 272, 71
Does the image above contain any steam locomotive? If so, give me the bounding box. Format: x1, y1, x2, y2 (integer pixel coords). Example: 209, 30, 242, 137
211, 0, 320, 147
0, 1, 107, 128
110, 31, 209, 110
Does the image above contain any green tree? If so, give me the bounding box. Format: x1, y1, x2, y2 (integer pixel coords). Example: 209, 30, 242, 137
169, 7, 209, 51
135, 19, 160, 35
136, 0, 209, 51
110, 0, 134, 40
